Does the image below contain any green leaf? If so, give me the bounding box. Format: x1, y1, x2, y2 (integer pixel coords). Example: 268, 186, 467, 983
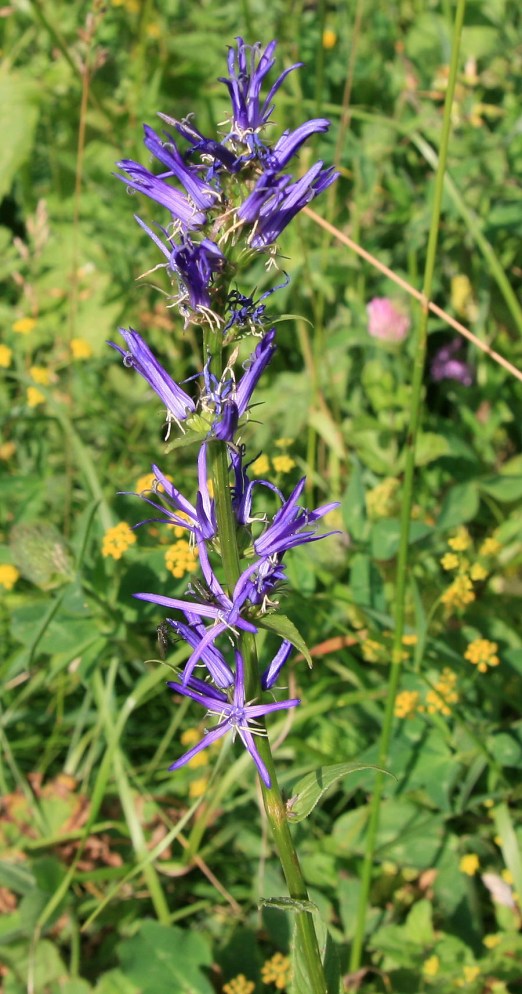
342, 460, 367, 541
93, 971, 139, 994
117, 921, 213, 994
479, 476, 522, 502
290, 914, 343, 994
0, 75, 40, 200
287, 762, 388, 823
260, 896, 318, 914
257, 613, 313, 668
436, 481, 479, 530
370, 518, 432, 560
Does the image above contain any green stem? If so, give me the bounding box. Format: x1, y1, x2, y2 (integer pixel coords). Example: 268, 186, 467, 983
349, 0, 467, 972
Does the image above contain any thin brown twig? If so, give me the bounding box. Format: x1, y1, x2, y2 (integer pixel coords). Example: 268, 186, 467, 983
304, 206, 522, 384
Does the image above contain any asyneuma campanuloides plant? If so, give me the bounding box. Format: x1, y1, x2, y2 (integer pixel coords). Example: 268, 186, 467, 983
110, 39, 338, 993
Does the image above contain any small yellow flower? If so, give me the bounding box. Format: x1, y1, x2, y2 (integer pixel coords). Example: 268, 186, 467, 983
479, 536, 501, 558
366, 478, 399, 519
501, 868, 513, 885
146, 21, 162, 39
165, 539, 198, 578
102, 522, 137, 560
361, 638, 385, 663
422, 955, 440, 977
27, 386, 45, 407
189, 776, 209, 799
168, 510, 192, 538
0, 441, 16, 460
0, 344, 12, 367
441, 574, 475, 611
426, 668, 459, 715
70, 338, 93, 360
448, 528, 471, 552
451, 274, 478, 321
275, 437, 293, 449
12, 317, 36, 335
440, 552, 460, 571
465, 638, 500, 673
469, 562, 487, 581
30, 366, 51, 385
261, 952, 291, 990
222, 975, 255, 994
402, 633, 417, 646
0, 564, 20, 591
272, 454, 296, 474
250, 454, 270, 476
322, 28, 337, 49
181, 728, 200, 747
459, 854, 479, 876
135, 472, 156, 494
459, 965, 480, 985
394, 690, 420, 719
483, 933, 501, 949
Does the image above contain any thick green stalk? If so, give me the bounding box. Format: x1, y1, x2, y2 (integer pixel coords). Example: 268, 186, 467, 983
349, 0, 467, 972
203, 332, 328, 993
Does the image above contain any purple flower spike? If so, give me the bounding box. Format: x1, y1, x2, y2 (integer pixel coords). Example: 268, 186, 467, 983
142, 124, 218, 211
254, 478, 339, 557
108, 328, 195, 423
170, 238, 225, 310
115, 161, 207, 231
238, 162, 338, 248
165, 618, 234, 689
167, 649, 300, 786
262, 640, 293, 690
219, 38, 302, 137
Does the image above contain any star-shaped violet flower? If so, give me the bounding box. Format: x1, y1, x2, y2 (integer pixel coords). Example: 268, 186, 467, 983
166, 649, 300, 786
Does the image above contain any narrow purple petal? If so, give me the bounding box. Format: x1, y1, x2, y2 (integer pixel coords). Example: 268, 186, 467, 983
167, 721, 230, 772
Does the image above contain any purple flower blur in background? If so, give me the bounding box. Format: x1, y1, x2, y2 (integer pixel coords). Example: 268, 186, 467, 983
112, 38, 338, 787
431, 337, 474, 386
367, 297, 410, 343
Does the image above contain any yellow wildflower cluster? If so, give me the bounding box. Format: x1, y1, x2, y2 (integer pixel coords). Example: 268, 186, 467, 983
394, 690, 420, 719
422, 954, 440, 977
361, 638, 386, 663
424, 668, 459, 715
366, 477, 399, 519
483, 933, 501, 950
251, 454, 270, 476
455, 965, 480, 987
465, 638, 500, 673
0, 564, 20, 591
180, 728, 209, 796
272, 454, 296, 474
322, 28, 337, 49
261, 953, 291, 991
135, 472, 157, 494
222, 975, 254, 994
250, 441, 296, 478
30, 366, 51, 386
12, 317, 36, 335
0, 442, 16, 461
27, 386, 46, 408
165, 539, 198, 578
102, 522, 137, 560
440, 529, 501, 612
459, 853, 479, 876
70, 338, 93, 360
0, 344, 12, 367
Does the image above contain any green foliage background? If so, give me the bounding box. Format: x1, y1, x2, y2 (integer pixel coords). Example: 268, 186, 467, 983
1, 1, 521, 992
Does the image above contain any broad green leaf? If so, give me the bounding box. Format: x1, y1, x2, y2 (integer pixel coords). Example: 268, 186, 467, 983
479, 475, 522, 502
0, 75, 40, 200
93, 970, 139, 994
257, 613, 313, 668
290, 914, 343, 994
436, 481, 479, 530
287, 762, 388, 823
117, 921, 213, 994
